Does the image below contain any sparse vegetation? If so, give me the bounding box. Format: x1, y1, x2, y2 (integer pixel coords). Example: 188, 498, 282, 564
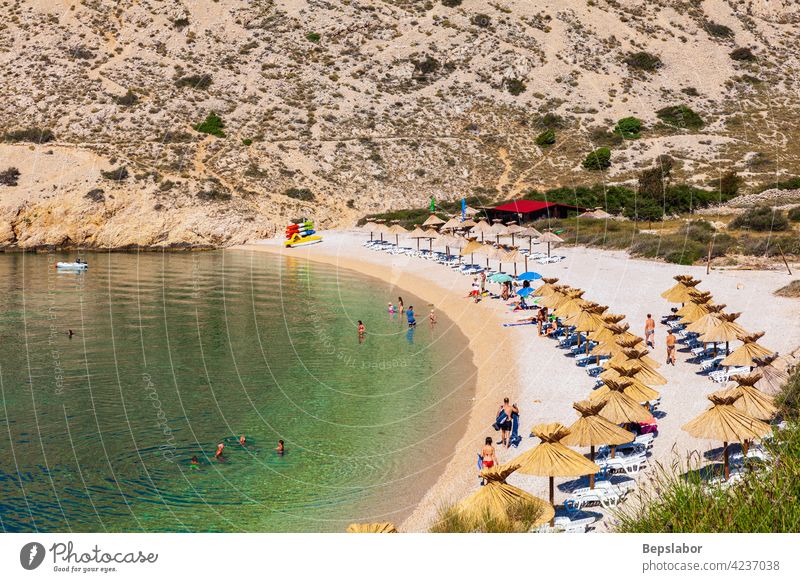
730, 47, 755, 61
613, 116, 642, 139
306, 32, 321, 43
719, 170, 741, 198
194, 112, 225, 138
775, 280, 800, 298
624, 51, 662, 72
582, 147, 611, 171
702, 20, 733, 38
196, 179, 231, 201
3, 127, 55, 143
100, 166, 129, 181
656, 105, 704, 130
729, 206, 790, 232
505, 78, 526, 96
114, 90, 138, 106
284, 187, 315, 202
0, 167, 21, 186
535, 129, 556, 147
84, 188, 105, 202
788, 207, 800, 222
429, 499, 546, 533
532, 112, 564, 129
441, 0, 463, 6
175, 74, 212, 90
471, 13, 491, 27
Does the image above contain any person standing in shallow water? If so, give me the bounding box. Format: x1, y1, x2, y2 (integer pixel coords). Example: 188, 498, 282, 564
357, 320, 366, 343
406, 305, 416, 327
398, 297, 404, 315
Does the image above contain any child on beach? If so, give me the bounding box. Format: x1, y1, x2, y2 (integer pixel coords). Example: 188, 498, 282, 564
387, 302, 396, 316
429, 309, 437, 324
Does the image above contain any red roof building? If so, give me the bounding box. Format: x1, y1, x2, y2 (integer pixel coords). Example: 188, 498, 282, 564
486, 200, 585, 222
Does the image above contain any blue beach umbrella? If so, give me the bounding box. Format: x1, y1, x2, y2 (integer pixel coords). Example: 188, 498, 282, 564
517, 272, 543, 281
489, 273, 513, 283
517, 287, 535, 298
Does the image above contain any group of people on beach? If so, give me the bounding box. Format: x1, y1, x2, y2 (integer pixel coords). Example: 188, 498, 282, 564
478, 397, 520, 481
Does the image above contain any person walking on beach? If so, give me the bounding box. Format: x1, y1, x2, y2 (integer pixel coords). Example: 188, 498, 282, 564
480, 436, 496, 469
480, 271, 486, 294
666, 329, 677, 366
406, 305, 417, 327
497, 398, 518, 448
645, 313, 656, 348
429, 309, 437, 325
470, 277, 480, 302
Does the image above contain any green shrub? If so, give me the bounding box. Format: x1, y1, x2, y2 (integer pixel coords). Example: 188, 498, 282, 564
284, 188, 315, 202
306, 32, 321, 43
656, 105, 704, 130
729, 206, 789, 231
532, 112, 564, 129
413, 55, 440, 76
194, 112, 225, 138
172, 17, 190, 30
100, 166, 129, 181
764, 177, 800, 191
719, 170, 741, 198
471, 13, 491, 27
702, 20, 733, 38
788, 207, 800, 222
505, 78, 526, 96
242, 138, 253, 146
0, 167, 20, 186
535, 129, 555, 147
613, 116, 642, 139
84, 188, 105, 202
4, 127, 55, 143
197, 180, 231, 201
582, 147, 611, 170
114, 89, 138, 106
624, 51, 662, 71
730, 47, 755, 61
175, 74, 212, 90
441, 0, 462, 6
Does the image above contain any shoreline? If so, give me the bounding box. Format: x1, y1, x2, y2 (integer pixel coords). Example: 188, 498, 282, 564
234, 231, 800, 532
232, 235, 525, 532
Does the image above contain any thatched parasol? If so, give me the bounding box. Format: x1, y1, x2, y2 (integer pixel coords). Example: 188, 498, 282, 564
606, 347, 666, 385
552, 289, 589, 319
685, 304, 727, 336
724, 373, 778, 421
700, 312, 748, 355
720, 332, 774, 368
346, 522, 399, 533
561, 400, 634, 488
533, 277, 560, 297
593, 379, 654, 425
457, 462, 554, 527
564, 304, 608, 353
422, 214, 445, 228
439, 217, 463, 231
682, 391, 772, 480
514, 423, 599, 525
752, 354, 790, 396
593, 364, 660, 403
661, 275, 702, 304
517, 227, 543, 252
539, 231, 565, 257
678, 290, 714, 323
461, 218, 477, 228
386, 223, 408, 246
361, 221, 380, 241
538, 285, 574, 310
407, 225, 431, 250
470, 220, 492, 242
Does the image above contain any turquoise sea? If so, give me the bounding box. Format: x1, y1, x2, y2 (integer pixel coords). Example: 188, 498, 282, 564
0, 250, 475, 532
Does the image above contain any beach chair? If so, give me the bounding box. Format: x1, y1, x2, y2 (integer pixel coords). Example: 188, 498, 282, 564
709, 366, 750, 383
595, 455, 648, 476
535, 513, 597, 533
596, 441, 648, 461
585, 364, 604, 377
563, 480, 630, 509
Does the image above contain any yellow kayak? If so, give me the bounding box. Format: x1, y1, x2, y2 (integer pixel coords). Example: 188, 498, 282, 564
284, 233, 322, 248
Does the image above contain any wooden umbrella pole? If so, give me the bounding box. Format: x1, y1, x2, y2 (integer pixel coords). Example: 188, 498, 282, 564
547, 241, 551, 257
590, 446, 596, 489
706, 240, 713, 274
549, 477, 555, 526
525, 256, 528, 272
723, 441, 729, 481
777, 244, 792, 275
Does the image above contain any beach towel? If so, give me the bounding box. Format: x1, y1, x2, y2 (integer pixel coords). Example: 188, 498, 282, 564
493, 410, 507, 431
509, 412, 522, 448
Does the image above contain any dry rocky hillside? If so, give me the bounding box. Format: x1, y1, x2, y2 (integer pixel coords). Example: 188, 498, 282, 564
1, 0, 799, 248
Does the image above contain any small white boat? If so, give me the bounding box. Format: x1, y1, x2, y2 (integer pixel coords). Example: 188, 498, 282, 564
56, 261, 88, 270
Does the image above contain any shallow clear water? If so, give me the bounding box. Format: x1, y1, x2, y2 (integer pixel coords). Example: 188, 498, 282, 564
0, 250, 475, 532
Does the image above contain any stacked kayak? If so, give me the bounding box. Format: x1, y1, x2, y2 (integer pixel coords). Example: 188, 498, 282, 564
56, 261, 88, 270
284, 219, 322, 248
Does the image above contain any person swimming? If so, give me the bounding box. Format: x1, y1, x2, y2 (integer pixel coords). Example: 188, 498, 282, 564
358, 320, 365, 335
239, 435, 246, 446
276, 439, 285, 455
67, 329, 74, 338
190, 455, 200, 468
215, 443, 225, 460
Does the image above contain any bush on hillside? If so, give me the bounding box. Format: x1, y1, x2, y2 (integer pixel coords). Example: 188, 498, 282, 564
306, 32, 321, 43
441, 0, 463, 6
703, 20, 733, 38
729, 206, 789, 231
413, 55, 440, 77
471, 13, 491, 27
114, 89, 138, 106
656, 105, 704, 130
100, 166, 129, 181
535, 129, 556, 147
4, 127, 55, 143
788, 207, 800, 222
505, 78, 526, 96
284, 188, 315, 202
0, 167, 21, 186
175, 74, 212, 90
624, 51, 662, 71
84, 188, 105, 202
719, 170, 741, 198
532, 112, 564, 129
582, 147, 611, 171
730, 47, 755, 61
194, 112, 225, 137
614, 116, 642, 139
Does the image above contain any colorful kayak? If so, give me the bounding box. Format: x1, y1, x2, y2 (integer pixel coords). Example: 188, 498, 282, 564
284, 219, 322, 248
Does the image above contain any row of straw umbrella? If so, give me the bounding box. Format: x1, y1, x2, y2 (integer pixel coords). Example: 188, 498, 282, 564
661, 275, 779, 481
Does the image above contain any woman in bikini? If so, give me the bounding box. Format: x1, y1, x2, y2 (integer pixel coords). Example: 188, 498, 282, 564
480, 437, 496, 470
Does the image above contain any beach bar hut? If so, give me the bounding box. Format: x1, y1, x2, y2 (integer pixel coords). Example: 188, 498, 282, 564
514, 423, 600, 525
682, 391, 771, 481
561, 400, 634, 489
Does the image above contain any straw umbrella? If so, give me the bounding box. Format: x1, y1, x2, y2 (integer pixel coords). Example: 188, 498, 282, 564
724, 373, 778, 421
752, 354, 790, 397
346, 522, 398, 533
677, 290, 714, 323
563, 304, 607, 352
539, 230, 564, 257
593, 379, 654, 425
460, 238, 483, 265
514, 423, 600, 525
518, 227, 543, 252
533, 277, 559, 297
499, 247, 525, 275
551, 289, 589, 319
461, 218, 477, 228
505, 223, 526, 246
489, 220, 509, 244
682, 391, 771, 480
387, 223, 408, 246
407, 226, 430, 250
685, 304, 727, 336
593, 364, 660, 403
471, 220, 491, 242
422, 214, 445, 228
361, 221, 379, 241
606, 347, 667, 385
700, 312, 748, 356
457, 462, 554, 527
661, 275, 702, 304
561, 400, 634, 488
440, 217, 462, 231
720, 332, 774, 369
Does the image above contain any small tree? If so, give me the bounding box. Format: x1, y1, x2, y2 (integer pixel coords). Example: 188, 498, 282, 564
535, 129, 556, 147
656, 105, 704, 130
730, 47, 755, 61
729, 206, 789, 231
0, 167, 21, 186
505, 78, 526, 96
582, 147, 611, 170
720, 170, 741, 199
614, 117, 642, 139
624, 51, 663, 72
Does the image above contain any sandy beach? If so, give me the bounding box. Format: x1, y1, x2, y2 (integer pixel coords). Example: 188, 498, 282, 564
235, 231, 800, 532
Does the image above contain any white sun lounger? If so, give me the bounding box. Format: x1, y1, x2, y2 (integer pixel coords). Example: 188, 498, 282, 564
564, 480, 632, 509
535, 513, 597, 533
